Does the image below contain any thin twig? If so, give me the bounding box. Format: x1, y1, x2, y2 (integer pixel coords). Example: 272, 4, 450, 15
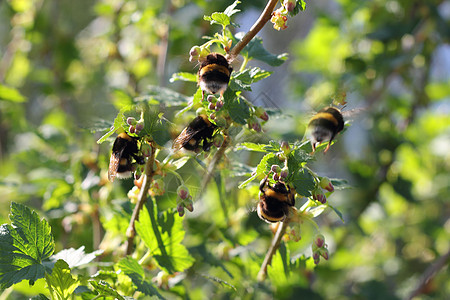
406, 249, 450, 300
125, 143, 157, 255
201, 131, 230, 190
257, 221, 289, 281
227, 0, 278, 61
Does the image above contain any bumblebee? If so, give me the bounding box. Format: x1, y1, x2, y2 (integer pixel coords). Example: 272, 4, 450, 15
308, 106, 344, 153
172, 115, 217, 153
198, 53, 233, 100
257, 175, 296, 223
108, 133, 145, 182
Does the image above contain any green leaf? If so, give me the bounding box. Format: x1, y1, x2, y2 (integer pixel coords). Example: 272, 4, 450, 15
96, 105, 133, 144
267, 244, 290, 286
328, 204, 345, 223
46, 260, 79, 300
169, 72, 197, 83
204, 12, 231, 27
330, 178, 350, 190
203, 1, 241, 28
200, 274, 236, 291
307, 205, 327, 218
288, 0, 306, 17
0, 202, 55, 289
238, 34, 288, 66
224, 93, 250, 124
89, 280, 125, 300
223, 0, 241, 17
229, 67, 272, 92
135, 204, 195, 273
290, 168, 315, 197
117, 257, 165, 299
136, 85, 191, 106
140, 105, 171, 146
238, 152, 285, 188
0, 84, 27, 102
175, 88, 201, 118
51, 246, 103, 268
235, 142, 280, 153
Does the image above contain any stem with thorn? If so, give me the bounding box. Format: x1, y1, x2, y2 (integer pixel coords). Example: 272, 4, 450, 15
257, 221, 289, 281
227, 0, 278, 61
124, 142, 157, 255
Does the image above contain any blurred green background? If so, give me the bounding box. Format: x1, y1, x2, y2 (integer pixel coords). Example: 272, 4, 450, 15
0, 0, 449, 299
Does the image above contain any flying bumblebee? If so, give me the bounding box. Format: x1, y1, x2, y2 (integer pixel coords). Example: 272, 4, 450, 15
257, 175, 296, 223
308, 106, 344, 153
172, 115, 217, 153
108, 133, 145, 182
198, 53, 233, 100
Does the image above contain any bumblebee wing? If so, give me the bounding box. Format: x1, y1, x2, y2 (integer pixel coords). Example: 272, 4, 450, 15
108, 150, 123, 182
172, 127, 200, 152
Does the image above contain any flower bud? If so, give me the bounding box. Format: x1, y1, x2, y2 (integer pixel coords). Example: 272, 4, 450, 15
213, 134, 224, 148
208, 103, 215, 110
312, 189, 326, 204
271, 8, 288, 31
177, 185, 189, 200
271, 165, 281, 173
177, 204, 185, 217
196, 107, 207, 116
215, 116, 226, 128
134, 175, 145, 189
320, 248, 329, 260
129, 125, 135, 134
189, 46, 200, 57
127, 117, 137, 126
150, 178, 165, 196
247, 117, 261, 132
209, 112, 216, 120
252, 122, 262, 132
283, 0, 296, 12
287, 223, 301, 242
141, 142, 151, 157
280, 168, 288, 180
277, 153, 286, 161
319, 177, 334, 192
255, 107, 269, 121
127, 186, 140, 204
215, 100, 223, 110
207, 95, 215, 103
135, 121, 144, 133
313, 251, 320, 265
185, 197, 194, 212
314, 234, 325, 248
280, 141, 291, 155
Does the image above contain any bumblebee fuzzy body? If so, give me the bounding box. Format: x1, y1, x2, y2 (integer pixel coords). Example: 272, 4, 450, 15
198, 53, 232, 99
308, 106, 344, 153
257, 176, 296, 223
108, 133, 145, 182
172, 115, 217, 153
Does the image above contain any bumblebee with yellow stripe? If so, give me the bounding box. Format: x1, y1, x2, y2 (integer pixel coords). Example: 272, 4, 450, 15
257, 175, 296, 223
198, 53, 232, 100
108, 133, 145, 182
172, 115, 217, 153
308, 106, 344, 153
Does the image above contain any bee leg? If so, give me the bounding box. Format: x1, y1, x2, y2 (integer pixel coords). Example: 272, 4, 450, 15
310, 141, 317, 154
324, 142, 331, 153
219, 89, 225, 100
201, 90, 205, 101
259, 174, 270, 193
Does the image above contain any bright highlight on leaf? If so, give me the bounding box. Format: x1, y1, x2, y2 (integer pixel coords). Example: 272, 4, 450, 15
135, 203, 195, 274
